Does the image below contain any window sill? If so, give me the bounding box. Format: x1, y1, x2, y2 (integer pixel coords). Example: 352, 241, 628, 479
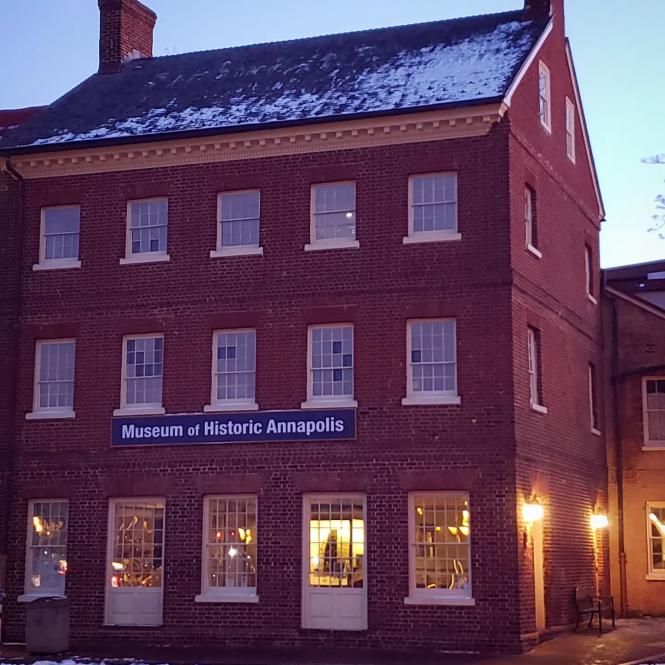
33, 260, 81, 271
646, 575, 665, 581
18, 594, 67, 603
210, 246, 264, 258
25, 410, 75, 421
530, 403, 548, 414
541, 121, 552, 135
204, 402, 259, 413
401, 395, 461, 406
304, 240, 360, 252
195, 593, 259, 604
119, 253, 170, 265
113, 406, 166, 416
402, 232, 461, 245
404, 595, 475, 607
591, 428, 602, 437
587, 294, 598, 305
300, 399, 358, 410
527, 244, 543, 259
642, 445, 665, 451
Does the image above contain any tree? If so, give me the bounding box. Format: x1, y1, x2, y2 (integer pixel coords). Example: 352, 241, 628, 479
644, 154, 665, 238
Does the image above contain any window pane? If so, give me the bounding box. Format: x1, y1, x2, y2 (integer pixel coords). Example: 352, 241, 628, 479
43, 208, 80, 260
220, 192, 260, 247
646, 379, 665, 443
313, 183, 356, 241
409, 321, 456, 395
37, 341, 75, 410
411, 175, 457, 233
310, 326, 353, 399
215, 331, 256, 401
27, 500, 68, 595
125, 337, 163, 406
129, 200, 168, 254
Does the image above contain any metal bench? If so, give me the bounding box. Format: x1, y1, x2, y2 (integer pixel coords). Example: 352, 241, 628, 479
574, 586, 616, 635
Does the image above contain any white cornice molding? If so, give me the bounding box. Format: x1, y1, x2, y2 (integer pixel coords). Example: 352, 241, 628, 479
9, 105, 504, 179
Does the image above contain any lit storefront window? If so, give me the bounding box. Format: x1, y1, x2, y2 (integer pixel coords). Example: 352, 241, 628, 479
26, 500, 68, 596
648, 505, 665, 577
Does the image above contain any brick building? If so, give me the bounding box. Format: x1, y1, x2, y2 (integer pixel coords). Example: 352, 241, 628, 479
0, 0, 607, 654
605, 261, 665, 616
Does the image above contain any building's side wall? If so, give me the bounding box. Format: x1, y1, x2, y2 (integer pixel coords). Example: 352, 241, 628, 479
507, 10, 607, 639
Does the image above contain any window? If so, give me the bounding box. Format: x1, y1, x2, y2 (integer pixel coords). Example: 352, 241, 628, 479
589, 364, 600, 433
528, 327, 546, 412
36, 206, 80, 270
213, 190, 262, 257
115, 335, 164, 414
24, 500, 68, 598
524, 185, 540, 255
27, 340, 76, 419
403, 320, 459, 405
406, 493, 472, 605
566, 98, 576, 162
643, 378, 665, 446
197, 496, 258, 602
405, 173, 459, 243
206, 330, 257, 411
122, 199, 169, 264
648, 504, 665, 579
307, 182, 358, 251
539, 62, 551, 132
304, 324, 355, 407
585, 244, 596, 302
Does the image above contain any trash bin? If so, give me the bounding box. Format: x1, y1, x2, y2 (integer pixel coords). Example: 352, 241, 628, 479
25, 597, 70, 653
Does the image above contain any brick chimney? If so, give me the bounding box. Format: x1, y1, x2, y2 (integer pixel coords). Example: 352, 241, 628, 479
524, 0, 564, 29
98, 0, 157, 73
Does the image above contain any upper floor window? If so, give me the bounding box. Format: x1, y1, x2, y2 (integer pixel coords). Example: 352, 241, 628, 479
304, 324, 355, 406
643, 378, 665, 447
115, 334, 164, 414
588, 363, 600, 433
36, 206, 80, 270
648, 504, 665, 579
24, 500, 68, 598
528, 326, 546, 413
307, 182, 358, 251
27, 340, 76, 420
122, 198, 169, 264
403, 320, 459, 405
524, 185, 540, 256
405, 493, 472, 605
213, 190, 262, 257
566, 98, 576, 163
206, 330, 257, 412
538, 62, 551, 132
585, 244, 597, 303
405, 173, 459, 244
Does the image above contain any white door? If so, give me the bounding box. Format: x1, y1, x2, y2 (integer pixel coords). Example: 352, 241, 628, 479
105, 499, 165, 626
533, 519, 546, 631
302, 494, 367, 631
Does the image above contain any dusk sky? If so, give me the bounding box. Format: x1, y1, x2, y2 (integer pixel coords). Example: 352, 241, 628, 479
2, 1, 663, 268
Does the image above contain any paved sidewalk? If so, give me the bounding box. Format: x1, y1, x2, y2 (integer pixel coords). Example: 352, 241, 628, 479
1, 619, 665, 665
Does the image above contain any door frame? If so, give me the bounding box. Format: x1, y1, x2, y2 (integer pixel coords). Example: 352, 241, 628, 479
532, 518, 546, 631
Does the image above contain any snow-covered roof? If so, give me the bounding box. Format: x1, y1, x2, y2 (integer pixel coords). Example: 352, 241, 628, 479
0, 10, 548, 151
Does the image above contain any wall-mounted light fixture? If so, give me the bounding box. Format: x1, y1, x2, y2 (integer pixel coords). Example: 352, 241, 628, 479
590, 514, 609, 530
523, 501, 544, 524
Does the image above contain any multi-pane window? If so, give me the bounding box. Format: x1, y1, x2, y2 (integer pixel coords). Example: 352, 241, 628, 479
589, 363, 599, 432
25, 500, 68, 597
310, 182, 357, 245
307, 325, 354, 403
408, 173, 458, 237
40, 206, 80, 265
644, 378, 665, 446
32, 340, 75, 415
218, 191, 260, 250
539, 62, 551, 131
566, 98, 576, 162
525, 186, 538, 250
585, 244, 595, 300
528, 327, 544, 409
211, 330, 256, 407
408, 493, 472, 601
648, 504, 665, 578
122, 335, 163, 409
126, 199, 168, 257
406, 320, 457, 401
201, 496, 257, 597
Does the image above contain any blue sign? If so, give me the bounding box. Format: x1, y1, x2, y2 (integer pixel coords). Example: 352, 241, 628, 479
111, 408, 356, 447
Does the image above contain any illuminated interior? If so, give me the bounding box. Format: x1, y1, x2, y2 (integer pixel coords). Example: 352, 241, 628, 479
29, 502, 68, 595
650, 509, 665, 571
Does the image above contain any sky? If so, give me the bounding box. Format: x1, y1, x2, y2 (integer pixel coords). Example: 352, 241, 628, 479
1, 0, 664, 268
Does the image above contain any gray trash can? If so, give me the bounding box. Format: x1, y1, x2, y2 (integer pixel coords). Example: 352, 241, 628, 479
25, 597, 70, 653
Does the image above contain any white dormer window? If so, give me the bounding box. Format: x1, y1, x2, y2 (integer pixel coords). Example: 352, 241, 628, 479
538, 62, 551, 132
566, 98, 576, 162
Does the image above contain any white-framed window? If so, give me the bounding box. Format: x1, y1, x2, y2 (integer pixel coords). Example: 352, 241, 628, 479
34, 206, 81, 271
405, 492, 473, 606
114, 334, 164, 415
404, 173, 459, 244
403, 320, 459, 405
647, 503, 665, 579
22, 500, 68, 599
528, 326, 546, 413
585, 244, 596, 303
303, 324, 356, 407
26, 340, 76, 420
212, 190, 263, 258
205, 330, 257, 412
306, 182, 359, 251
539, 62, 551, 132
643, 377, 665, 447
121, 198, 169, 264
524, 185, 541, 256
589, 363, 600, 433
566, 97, 576, 162
196, 495, 258, 603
